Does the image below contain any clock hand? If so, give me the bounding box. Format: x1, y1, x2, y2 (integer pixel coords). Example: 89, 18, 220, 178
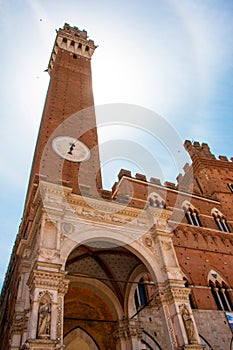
68, 143, 75, 155
69, 138, 81, 152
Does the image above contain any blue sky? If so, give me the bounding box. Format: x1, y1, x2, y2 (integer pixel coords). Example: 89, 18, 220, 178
0, 0, 233, 288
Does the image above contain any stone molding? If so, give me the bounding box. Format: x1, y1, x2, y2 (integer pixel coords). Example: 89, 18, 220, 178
36, 181, 174, 234
27, 269, 69, 295
21, 339, 57, 349
177, 345, 205, 350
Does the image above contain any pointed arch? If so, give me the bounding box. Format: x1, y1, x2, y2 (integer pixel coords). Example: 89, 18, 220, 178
211, 208, 230, 232
182, 201, 202, 227
182, 274, 196, 309
199, 334, 213, 349
64, 326, 100, 350
230, 336, 233, 350
141, 330, 163, 350
125, 264, 151, 318
208, 269, 232, 311
148, 192, 166, 209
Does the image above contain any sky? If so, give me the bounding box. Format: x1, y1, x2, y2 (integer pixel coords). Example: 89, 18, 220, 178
0, 0, 233, 289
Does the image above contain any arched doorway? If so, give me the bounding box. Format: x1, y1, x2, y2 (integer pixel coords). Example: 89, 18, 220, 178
64, 327, 100, 350
63, 240, 156, 349
61, 229, 190, 350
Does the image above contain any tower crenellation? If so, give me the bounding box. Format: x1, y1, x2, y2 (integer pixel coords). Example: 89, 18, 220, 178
48, 23, 96, 74
184, 140, 216, 161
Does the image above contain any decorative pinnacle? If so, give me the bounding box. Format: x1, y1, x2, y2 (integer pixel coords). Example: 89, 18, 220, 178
48, 23, 97, 73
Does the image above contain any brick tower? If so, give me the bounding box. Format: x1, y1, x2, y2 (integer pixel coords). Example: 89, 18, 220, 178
27, 23, 102, 203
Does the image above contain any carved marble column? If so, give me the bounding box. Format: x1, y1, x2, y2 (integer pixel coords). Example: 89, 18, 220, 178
113, 317, 144, 350
10, 262, 31, 350
22, 262, 69, 350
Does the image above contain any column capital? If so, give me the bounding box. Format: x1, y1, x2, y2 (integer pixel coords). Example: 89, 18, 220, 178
11, 310, 29, 337
154, 282, 190, 306
27, 268, 69, 296
147, 206, 173, 234
113, 318, 143, 342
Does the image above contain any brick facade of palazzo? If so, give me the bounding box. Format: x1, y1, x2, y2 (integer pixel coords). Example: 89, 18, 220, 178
0, 23, 232, 350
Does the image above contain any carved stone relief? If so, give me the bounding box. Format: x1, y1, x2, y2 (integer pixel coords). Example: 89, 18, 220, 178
61, 222, 74, 235
180, 304, 198, 344
37, 294, 52, 339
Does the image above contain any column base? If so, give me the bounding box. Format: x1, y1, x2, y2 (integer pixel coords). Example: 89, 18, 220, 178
21, 339, 58, 350
177, 345, 205, 350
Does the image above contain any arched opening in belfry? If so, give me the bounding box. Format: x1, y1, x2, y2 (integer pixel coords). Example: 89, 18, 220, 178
63, 240, 162, 349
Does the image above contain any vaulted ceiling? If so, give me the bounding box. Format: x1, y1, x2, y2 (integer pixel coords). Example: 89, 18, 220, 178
65, 241, 146, 304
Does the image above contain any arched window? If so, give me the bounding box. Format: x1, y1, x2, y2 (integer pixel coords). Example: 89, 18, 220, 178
184, 278, 196, 309
134, 277, 148, 310
208, 270, 232, 311
148, 192, 165, 209
183, 202, 202, 227
212, 208, 230, 233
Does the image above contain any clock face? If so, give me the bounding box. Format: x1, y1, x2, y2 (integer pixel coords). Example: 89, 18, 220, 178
52, 136, 90, 162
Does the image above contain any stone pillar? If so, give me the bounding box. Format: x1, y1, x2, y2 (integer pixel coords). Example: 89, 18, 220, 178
151, 225, 205, 350
113, 318, 144, 350
10, 263, 31, 350
154, 282, 205, 350
21, 262, 69, 350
